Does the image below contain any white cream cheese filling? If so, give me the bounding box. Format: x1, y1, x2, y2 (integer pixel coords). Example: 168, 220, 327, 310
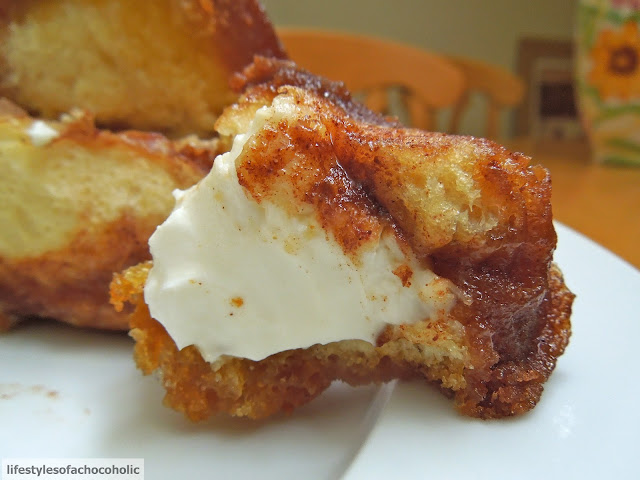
145, 99, 458, 363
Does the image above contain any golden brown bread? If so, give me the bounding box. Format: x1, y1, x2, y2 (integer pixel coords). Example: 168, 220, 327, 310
111, 58, 574, 420
0, 0, 286, 329
0, 100, 214, 330
0, 0, 286, 137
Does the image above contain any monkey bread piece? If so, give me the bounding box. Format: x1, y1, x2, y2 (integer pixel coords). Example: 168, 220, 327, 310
0, 0, 286, 137
111, 58, 573, 421
0, 100, 213, 331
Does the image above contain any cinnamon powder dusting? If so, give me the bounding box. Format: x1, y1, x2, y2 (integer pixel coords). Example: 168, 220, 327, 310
392, 264, 413, 287
230, 297, 244, 307
236, 111, 394, 258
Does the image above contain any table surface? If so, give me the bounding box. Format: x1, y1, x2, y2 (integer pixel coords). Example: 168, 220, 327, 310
506, 138, 640, 270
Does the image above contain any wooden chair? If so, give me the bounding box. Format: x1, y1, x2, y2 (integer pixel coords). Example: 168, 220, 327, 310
277, 28, 465, 131
445, 56, 525, 139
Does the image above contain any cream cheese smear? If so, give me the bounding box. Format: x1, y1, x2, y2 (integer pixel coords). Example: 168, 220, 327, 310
144, 100, 457, 363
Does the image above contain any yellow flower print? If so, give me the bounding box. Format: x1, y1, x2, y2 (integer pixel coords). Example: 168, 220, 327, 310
589, 21, 640, 100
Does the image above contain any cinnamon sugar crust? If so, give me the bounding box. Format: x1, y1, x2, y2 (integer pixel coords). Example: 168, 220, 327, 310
112, 58, 573, 419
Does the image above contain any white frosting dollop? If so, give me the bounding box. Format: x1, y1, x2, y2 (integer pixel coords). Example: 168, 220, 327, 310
144, 102, 457, 363
25, 120, 59, 147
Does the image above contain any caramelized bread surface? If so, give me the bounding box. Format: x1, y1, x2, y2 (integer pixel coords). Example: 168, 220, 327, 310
0, 101, 213, 330
111, 59, 573, 420
0, 0, 286, 136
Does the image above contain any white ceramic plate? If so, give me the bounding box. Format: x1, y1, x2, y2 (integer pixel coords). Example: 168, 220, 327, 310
2, 223, 639, 479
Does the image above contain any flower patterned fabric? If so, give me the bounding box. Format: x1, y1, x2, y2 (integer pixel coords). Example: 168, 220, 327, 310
589, 21, 640, 99
577, 0, 640, 165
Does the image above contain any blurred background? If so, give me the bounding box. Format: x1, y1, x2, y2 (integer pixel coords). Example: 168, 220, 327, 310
263, 0, 578, 139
